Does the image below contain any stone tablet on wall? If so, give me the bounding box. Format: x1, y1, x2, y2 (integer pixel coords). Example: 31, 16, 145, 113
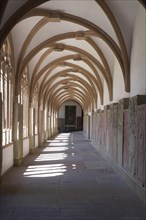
123, 110, 129, 171
136, 104, 146, 188
128, 97, 137, 177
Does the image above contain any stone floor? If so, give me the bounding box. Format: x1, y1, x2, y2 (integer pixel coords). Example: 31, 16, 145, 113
0, 131, 145, 220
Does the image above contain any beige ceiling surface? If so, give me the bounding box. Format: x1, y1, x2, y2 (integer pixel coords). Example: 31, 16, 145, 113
0, 0, 143, 111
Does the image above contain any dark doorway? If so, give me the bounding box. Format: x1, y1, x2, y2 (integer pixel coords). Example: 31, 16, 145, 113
65, 106, 76, 132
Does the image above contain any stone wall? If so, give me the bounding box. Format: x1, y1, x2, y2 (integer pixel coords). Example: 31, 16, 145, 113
91, 95, 146, 199
58, 118, 65, 132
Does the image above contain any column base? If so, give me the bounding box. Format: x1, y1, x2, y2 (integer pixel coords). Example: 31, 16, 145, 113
29, 148, 35, 154
14, 158, 23, 166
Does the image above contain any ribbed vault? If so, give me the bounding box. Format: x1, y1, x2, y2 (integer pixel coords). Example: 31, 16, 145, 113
1, 0, 144, 115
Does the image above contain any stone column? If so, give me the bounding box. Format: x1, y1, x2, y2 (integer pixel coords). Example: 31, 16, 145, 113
88, 115, 90, 139
13, 101, 23, 166
85, 114, 88, 137
38, 106, 43, 147
94, 111, 97, 144
91, 111, 94, 141
0, 93, 2, 176
43, 108, 47, 142
48, 115, 51, 138
93, 111, 96, 144
29, 105, 35, 154
96, 109, 100, 147
51, 112, 54, 137
83, 115, 86, 136
46, 110, 49, 138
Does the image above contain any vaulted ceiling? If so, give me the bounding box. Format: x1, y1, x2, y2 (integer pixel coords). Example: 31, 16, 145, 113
0, 0, 145, 112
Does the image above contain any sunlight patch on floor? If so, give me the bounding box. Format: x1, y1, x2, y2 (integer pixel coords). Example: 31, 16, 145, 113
23, 163, 77, 177
23, 164, 67, 177
48, 142, 69, 146
35, 153, 67, 161
43, 146, 69, 152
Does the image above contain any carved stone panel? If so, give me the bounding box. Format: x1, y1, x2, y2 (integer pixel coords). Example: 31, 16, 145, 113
95, 111, 98, 144
122, 110, 129, 171
128, 97, 137, 177
106, 109, 110, 155
108, 108, 113, 157
136, 104, 146, 188
102, 109, 107, 150
118, 98, 129, 166
113, 104, 118, 161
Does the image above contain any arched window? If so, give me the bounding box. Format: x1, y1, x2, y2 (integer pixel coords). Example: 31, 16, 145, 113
0, 40, 14, 146
21, 67, 29, 138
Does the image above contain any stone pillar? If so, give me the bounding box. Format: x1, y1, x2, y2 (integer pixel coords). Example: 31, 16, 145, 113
29, 106, 35, 154
128, 95, 146, 178
13, 102, 23, 166
46, 111, 49, 138
43, 108, 47, 142
117, 98, 129, 166
0, 93, 2, 176
96, 109, 100, 147
51, 113, 54, 137
38, 107, 43, 147
94, 111, 97, 144
91, 111, 94, 141
83, 115, 86, 136
86, 114, 88, 137
48, 115, 51, 138
93, 111, 96, 144
88, 115, 90, 139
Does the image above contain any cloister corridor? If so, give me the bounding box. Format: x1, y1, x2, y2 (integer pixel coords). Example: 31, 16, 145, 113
0, 131, 145, 220
0, 1, 146, 220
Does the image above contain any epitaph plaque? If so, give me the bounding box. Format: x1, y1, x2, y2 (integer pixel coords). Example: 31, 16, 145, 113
122, 109, 129, 171
136, 104, 146, 188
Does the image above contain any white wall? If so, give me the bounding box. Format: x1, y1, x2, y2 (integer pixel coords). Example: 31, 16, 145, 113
102, 4, 146, 110
35, 134, 39, 148
23, 138, 29, 157
103, 80, 112, 107
113, 58, 130, 102
1, 144, 14, 175
130, 5, 146, 96
59, 101, 82, 118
